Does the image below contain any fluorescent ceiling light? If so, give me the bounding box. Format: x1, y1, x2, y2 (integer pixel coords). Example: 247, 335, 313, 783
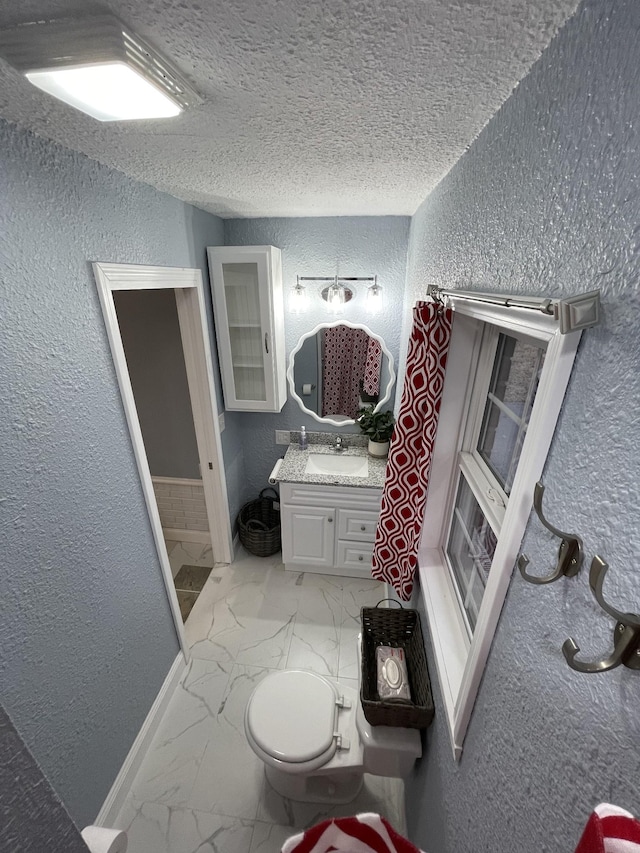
0, 15, 202, 122
27, 63, 182, 122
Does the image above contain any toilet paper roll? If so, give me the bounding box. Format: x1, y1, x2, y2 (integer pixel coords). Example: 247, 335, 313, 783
302, 383, 312, 396
81, 826, 128, 853
268, 458, 284, 485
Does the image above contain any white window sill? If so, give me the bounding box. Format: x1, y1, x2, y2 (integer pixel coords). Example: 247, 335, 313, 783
418, 545, 469, 761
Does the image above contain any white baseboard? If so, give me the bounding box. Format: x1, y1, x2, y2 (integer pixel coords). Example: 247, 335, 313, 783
283, 561, 371, 580
95, 653, 186, 827
163, 528, 211, 545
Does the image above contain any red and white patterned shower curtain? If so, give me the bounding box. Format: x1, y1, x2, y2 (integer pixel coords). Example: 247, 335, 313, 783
322, 326, 369, 418
372, 301, 452, 600
363, 336, 382, 396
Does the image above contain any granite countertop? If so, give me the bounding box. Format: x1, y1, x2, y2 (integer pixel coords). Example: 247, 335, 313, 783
276, 441, 387, 489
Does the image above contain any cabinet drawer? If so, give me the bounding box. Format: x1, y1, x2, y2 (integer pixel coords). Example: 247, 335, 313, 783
335, 540, 374, 572
337, 509, 379, 543
281, 482, 381, 510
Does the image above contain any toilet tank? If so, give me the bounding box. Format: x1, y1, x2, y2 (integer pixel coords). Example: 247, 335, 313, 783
356, 703, 422, 778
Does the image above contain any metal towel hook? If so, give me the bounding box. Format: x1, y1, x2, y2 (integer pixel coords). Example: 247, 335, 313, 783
588, 555, 640, 629
562, 556, 640, 673
518, 482, 583, 585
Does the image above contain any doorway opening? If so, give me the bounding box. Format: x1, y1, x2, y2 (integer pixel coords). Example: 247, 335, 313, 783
93, 263, 233, 657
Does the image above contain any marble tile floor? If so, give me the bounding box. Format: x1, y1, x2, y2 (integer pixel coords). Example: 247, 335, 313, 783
176, 591, 199, 623
166, 541, 218, 623
115, 548, 406, 853
174, 564, 215, 623
167, 540, 216, 579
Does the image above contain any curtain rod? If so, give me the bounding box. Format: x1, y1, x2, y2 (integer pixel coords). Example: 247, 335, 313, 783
426, 285, 601, 335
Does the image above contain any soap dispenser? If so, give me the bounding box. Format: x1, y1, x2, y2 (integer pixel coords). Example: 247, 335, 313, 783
299, 426, 308, 451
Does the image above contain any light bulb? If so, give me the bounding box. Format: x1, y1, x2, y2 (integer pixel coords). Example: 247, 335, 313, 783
327, 282, 345, 314
367, 282, 383, 314
291, 281, 307, 314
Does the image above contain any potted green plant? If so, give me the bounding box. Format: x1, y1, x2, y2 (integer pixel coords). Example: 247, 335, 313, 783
356, 407, 395, 458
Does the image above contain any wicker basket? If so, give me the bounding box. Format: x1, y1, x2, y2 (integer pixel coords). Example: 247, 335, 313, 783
360, 601, 434, 729
237, 488, 281, 557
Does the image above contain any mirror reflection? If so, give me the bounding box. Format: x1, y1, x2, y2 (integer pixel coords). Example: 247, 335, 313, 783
289, 323, 394, 423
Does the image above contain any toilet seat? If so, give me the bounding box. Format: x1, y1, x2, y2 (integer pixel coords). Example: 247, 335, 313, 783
245, 670, 349, 773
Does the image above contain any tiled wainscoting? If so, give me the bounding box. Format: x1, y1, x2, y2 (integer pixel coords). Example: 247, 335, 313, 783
152, 477, 210, 544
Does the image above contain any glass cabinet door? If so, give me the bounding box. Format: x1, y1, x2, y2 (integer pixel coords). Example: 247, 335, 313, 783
222, 261, 268, 403
207, 246, 286, 412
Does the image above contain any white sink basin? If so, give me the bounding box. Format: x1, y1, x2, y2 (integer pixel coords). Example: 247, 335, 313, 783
304, 453, 369, 478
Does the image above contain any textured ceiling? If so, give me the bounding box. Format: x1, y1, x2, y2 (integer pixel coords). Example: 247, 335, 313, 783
0, 0, 579, 217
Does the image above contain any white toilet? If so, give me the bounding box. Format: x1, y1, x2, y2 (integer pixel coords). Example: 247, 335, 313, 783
244, 646, 422, 804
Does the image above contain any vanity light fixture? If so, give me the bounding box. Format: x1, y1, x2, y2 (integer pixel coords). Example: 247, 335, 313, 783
291, 277, 308, 314
0, 14, 202, 121
297, 276, 371, 314
326, 278, 346, 314
366, 278, 383, 314
321, 278, 354, 315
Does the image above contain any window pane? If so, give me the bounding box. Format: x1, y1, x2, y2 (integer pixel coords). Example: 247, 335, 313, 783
446, 477, 497, 634
477, 334, 544, 494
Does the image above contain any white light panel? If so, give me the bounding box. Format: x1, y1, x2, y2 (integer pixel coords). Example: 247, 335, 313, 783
26, 62, 182, 121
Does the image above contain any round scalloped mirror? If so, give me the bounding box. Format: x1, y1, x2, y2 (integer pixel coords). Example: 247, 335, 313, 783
287, 321, 396, 426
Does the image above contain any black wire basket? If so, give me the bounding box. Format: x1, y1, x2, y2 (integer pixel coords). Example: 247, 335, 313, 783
237, 488, 281, 557
360, 600, 434, 728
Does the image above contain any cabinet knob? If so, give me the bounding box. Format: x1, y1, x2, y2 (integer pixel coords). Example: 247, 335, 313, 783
328, 517, 333, 523
358, 555, 364, 561
360, 525, 366, 531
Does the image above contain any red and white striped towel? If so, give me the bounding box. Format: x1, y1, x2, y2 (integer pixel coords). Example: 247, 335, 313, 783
576, 804, 640, 853
281, 813, 423, 853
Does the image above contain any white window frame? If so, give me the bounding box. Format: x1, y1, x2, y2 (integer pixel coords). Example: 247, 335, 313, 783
418, 300, 583, 760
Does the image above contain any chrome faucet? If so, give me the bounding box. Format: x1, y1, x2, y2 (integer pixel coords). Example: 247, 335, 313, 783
333, 435, 346, 452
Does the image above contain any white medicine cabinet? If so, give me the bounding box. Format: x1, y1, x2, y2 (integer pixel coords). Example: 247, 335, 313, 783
207, 245, 287, 412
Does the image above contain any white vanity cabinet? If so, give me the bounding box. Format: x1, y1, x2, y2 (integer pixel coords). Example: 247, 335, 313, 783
280, 482, 382, 578
207, 245, 286, 412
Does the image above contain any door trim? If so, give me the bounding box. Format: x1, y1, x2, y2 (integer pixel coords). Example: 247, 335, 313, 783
174, 286, 232, 562
93, 262, 233, 658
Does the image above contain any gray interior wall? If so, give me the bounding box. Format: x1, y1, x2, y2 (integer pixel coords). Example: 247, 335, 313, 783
0, 117, 230, 826
402, 1, 640, 850
224, 216, 410, 501
0, 704, 88, 853
114, 289, 201, 480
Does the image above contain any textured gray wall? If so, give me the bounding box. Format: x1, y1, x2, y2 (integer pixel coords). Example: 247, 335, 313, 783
224, 217, 410, 501
403, 1, 640, 850
115, 289, 201, 480
0, 704, 88, 853
0, 118, 231, 826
